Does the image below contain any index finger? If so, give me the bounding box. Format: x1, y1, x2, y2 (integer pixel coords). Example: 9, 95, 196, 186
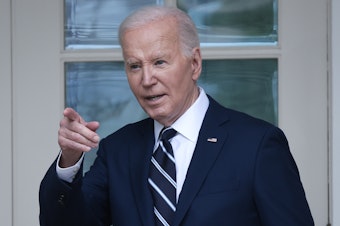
63, 107, 84, 124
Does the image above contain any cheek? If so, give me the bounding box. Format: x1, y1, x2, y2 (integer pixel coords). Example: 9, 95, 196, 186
175, 73, 194, 93
127, 76, 139, 93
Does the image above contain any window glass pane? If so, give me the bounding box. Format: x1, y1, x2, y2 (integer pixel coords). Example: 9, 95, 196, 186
199, 59, 278, 125
178, 0, 278, 46
65, 62, 147, 171
64, 0, 161, 49
65, 59, 277, 170
64, 0, 277, 49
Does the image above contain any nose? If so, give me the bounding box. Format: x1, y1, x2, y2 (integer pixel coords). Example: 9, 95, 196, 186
141, 65, 156, 87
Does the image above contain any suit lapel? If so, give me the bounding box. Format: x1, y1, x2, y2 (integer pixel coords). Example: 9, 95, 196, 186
173, 98, 230, 226
129, 118, 155, 226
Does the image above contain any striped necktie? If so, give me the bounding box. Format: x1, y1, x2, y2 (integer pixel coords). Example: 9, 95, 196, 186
148, 127, 177, 226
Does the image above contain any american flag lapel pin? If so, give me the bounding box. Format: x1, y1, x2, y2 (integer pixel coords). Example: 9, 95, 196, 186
207, 137, 218, 143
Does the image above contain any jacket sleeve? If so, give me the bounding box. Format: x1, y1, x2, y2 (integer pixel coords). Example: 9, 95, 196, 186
254, 127, 314, 225
39, 156, 107, 226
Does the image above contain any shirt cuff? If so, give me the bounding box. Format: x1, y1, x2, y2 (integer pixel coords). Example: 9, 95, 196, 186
56, 151, 84, 183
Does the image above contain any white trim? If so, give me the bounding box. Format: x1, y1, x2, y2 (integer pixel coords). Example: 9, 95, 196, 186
278, 1, 328, 224
331, 0, 340, 224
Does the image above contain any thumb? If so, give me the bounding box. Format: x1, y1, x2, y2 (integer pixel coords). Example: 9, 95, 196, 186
86, 121, 100, 132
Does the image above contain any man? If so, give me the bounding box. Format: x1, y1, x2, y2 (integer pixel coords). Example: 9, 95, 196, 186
39, 5, 314, 226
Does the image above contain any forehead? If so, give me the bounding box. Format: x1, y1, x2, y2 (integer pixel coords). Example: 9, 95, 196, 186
121, 17, 179, 51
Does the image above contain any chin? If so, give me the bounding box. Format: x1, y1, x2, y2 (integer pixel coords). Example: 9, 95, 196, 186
149, 113, 168, 124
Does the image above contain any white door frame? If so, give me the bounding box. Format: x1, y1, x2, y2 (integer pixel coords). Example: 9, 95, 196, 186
331, 0, 340, 224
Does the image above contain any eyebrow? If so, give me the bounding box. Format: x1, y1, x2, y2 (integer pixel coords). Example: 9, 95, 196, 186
125, 52, 171, 65
152, 51, 171, 61
125, 58, 139, 65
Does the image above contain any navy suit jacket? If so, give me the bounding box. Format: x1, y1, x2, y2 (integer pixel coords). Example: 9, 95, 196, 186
39, 97, 314, 226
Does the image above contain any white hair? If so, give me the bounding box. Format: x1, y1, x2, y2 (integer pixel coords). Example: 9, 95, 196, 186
118, 6, 200, 57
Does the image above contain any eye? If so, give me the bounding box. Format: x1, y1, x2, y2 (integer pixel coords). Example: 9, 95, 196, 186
155, 60, 166, 66
128, 64, 141, 71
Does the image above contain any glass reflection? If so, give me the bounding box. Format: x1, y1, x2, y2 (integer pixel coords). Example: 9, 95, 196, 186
199, 59, 278, 125
64, 0, 160, 49
178, 0, 278, 45
65, 62, 147, 171
64, 0, 277, 49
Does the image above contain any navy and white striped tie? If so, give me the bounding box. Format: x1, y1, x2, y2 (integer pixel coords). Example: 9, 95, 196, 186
149, 127, 177, 226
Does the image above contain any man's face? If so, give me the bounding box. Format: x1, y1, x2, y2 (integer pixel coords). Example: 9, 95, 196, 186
121, 17, 202, 126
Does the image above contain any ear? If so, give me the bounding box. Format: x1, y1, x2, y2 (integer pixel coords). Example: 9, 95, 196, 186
191, 47, 202, 81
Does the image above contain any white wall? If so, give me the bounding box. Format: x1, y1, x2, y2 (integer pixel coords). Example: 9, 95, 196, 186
331, 0, 340, 224
10, 0, 61, 225
0, 0, 12, 225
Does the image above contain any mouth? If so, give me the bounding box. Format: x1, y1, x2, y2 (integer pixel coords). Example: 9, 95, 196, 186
145, 94, 165, 102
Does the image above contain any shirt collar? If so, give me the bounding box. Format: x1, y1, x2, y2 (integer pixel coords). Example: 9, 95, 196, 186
154, 87, 209, 142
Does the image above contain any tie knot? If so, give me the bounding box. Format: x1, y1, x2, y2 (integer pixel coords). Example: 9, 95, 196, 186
160, 128, 177, 141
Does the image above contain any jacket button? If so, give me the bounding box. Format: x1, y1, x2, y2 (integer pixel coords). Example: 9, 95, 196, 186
58, 194, 65, 205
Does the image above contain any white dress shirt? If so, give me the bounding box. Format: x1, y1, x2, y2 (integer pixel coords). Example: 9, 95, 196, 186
57, 87, 210, 200
153, 87, 209, 200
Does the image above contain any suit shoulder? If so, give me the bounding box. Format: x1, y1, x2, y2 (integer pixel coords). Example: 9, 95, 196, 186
210, 97, 274, 125
208, 97, 280, 135
228, 108, 274, 127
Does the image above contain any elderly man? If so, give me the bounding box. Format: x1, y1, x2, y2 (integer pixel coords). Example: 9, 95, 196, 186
39, 5, 314, 226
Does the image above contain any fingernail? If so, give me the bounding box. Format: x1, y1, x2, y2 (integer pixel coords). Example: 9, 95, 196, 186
93, 135, 100, 142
